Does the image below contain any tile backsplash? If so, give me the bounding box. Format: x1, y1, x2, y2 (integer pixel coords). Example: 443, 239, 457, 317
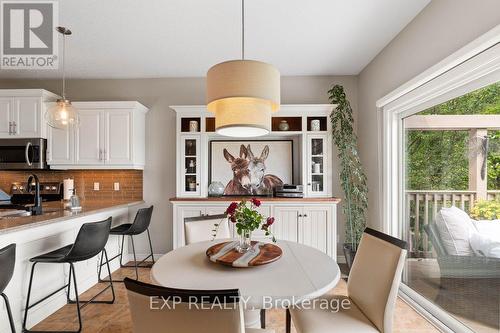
0, 170, 143, 201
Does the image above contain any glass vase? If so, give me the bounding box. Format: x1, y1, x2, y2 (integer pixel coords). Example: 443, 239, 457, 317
236, 230, 253, 253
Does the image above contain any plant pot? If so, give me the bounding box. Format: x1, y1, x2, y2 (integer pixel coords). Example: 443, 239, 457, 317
343, 243, 357, 272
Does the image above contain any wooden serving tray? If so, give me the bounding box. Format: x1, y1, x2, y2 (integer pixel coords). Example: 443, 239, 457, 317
206, 241, 282, 268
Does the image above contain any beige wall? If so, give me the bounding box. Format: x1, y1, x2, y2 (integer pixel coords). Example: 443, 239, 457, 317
357, 0, 500, 231
0, 76, 357, 255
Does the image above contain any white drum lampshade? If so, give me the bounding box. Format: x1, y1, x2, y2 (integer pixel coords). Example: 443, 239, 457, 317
207, 60, 280, 137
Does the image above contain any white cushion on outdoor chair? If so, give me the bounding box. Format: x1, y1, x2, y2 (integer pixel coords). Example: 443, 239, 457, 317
435, 206, 476, 256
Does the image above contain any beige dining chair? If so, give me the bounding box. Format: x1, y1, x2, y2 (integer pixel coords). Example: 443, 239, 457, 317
288, 228, 407, 333
124, 278, 274, 333
184, 214, 231, 245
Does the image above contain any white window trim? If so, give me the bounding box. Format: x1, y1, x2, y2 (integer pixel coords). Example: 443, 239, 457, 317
377, 24, 500, 236
377, 24, 500, 332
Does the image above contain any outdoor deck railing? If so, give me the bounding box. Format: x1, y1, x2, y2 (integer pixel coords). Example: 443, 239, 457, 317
406, 190, 499, 256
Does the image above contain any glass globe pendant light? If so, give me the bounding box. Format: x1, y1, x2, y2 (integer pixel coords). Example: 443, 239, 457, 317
46, 26, 79, 129
206, 0, 280, 137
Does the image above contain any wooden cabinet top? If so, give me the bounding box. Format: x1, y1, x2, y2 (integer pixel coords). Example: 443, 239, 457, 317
169, 196, 341, 203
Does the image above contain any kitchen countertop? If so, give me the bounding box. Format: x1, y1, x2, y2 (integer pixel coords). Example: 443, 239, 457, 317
169, 196, 341, 203
0, 200, 144, 235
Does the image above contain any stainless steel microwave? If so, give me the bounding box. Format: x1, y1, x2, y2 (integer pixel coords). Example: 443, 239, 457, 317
0, 138, 48, 170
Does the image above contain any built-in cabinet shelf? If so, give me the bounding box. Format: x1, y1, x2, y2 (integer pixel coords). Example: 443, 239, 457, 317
170, 104, 339, 258
0, 89, 59, 138
171, 104, 335, 198
49, 101, 148, 170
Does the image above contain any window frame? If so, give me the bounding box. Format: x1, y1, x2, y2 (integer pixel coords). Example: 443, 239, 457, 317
377, 25, 500, 332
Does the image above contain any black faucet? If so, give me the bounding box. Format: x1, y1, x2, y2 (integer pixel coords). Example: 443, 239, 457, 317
27, 174, 43, 215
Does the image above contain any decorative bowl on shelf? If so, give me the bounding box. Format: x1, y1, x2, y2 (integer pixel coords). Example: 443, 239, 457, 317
208, 181, 225, 197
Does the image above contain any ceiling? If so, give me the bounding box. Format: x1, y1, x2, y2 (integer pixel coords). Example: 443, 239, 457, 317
0, 0, 430, 79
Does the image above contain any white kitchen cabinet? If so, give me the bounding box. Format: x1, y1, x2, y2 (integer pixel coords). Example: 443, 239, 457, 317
105, 110, 133, 164
47, 124, 74, 165
171, 200, 338, 258
15, 97, 41, 137
76, 110, 103, 164
0, 90, 58, 138
0, 97, 13, 136
49, 101, 148, 170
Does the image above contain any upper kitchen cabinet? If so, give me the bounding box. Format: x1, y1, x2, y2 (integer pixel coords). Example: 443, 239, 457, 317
49, 101, 148, 170
0, 89, 59, 138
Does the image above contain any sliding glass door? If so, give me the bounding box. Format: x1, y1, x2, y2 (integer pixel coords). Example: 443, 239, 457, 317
401, 83, 500, 333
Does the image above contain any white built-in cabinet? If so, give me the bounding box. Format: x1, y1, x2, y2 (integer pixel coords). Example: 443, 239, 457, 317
0, 90, 58, 138
49, 101, 148, 169
172, 201, 337, 258
170, 104, 339, 258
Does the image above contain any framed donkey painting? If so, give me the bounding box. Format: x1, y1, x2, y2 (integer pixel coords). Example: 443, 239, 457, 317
210, 140, 294, 196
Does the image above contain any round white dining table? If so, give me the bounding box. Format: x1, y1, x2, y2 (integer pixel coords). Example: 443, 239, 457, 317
151, 240, 341, 328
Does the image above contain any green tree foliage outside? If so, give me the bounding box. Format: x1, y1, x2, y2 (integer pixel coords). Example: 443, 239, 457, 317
406, 83, 500, 191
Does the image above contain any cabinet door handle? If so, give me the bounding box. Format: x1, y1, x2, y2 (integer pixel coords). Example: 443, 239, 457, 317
303, 214, 308, 218
298, 214, 302, 218
8, 122, 12, 134
12, 121, 16, 134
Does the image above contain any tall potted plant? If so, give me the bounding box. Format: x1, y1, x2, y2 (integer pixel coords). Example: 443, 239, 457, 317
329, 84, 368, 270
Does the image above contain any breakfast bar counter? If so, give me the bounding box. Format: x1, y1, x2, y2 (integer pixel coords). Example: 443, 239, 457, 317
0, 200, 144, 235
0, 199, 146, 332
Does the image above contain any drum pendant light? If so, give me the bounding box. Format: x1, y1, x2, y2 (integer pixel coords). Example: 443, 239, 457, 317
46, 27, 79, 129
206, 0, 280, 137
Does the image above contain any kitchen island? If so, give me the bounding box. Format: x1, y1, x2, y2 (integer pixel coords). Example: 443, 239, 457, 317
0, 200, 145, 332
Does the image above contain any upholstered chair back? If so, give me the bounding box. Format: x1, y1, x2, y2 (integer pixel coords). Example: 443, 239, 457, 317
347, 228, 407, 333
184, 214, 231, 245
125, 278, 245, 333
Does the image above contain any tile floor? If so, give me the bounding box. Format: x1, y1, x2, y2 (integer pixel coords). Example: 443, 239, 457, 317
32, 263, 439, 332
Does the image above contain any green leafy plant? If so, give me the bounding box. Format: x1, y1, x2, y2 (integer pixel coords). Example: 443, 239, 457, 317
212, 198, 276, 242
470, 199, 500, 220
329, 85, 368, 250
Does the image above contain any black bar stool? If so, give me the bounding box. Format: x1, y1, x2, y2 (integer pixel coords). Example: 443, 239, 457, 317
0, 244, 16, 333
23, 217, 115, 333
98, 206, 154, 282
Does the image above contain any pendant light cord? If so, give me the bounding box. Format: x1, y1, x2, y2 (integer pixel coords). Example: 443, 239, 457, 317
241, 0, 245, 60
62, 32, 66, 99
